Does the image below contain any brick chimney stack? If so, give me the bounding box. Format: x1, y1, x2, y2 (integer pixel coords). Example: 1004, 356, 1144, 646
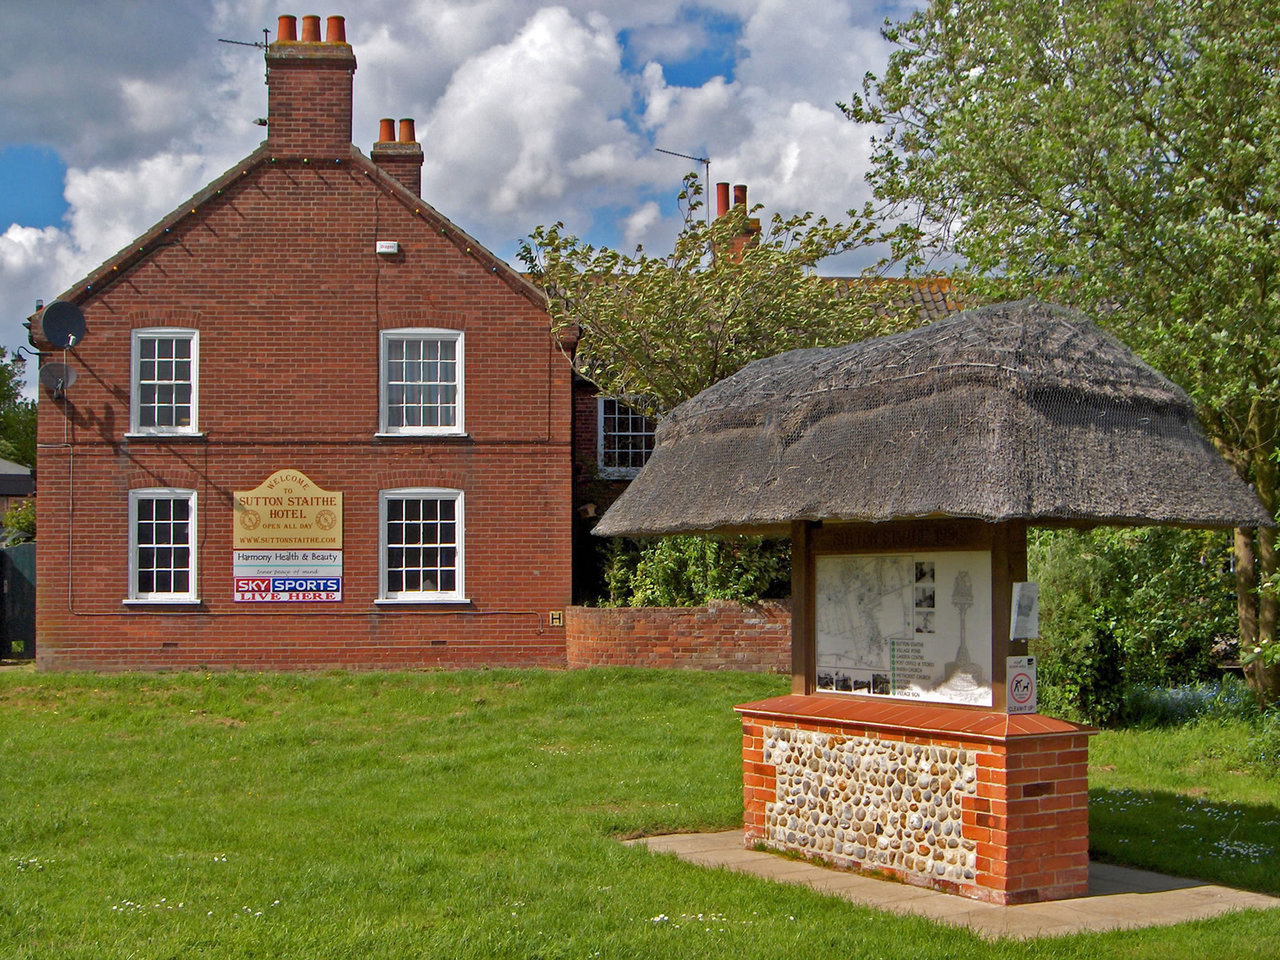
266, 14, 357, 157
371, 117, 425, 196
715, 181, 761, 261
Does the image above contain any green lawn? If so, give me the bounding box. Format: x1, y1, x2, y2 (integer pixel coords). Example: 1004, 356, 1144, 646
2, 668, 1278, 958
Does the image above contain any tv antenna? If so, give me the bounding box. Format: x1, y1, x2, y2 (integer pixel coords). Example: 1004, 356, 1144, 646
655, 147, 712, 227
218, 29, 272, 84
217, 29, 270, 50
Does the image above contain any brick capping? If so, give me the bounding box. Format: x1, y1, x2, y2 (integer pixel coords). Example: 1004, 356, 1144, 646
735, 694, 1093, 743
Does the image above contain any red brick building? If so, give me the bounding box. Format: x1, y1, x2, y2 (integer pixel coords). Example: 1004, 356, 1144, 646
32, 15, 572, 670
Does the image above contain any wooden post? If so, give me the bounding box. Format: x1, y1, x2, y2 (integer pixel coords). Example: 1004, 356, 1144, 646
990, 521, 1028, 712
790, 520, 816, 694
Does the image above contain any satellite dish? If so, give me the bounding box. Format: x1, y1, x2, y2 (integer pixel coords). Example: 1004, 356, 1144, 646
39, 362, 77, 397
42, 300, 86, 349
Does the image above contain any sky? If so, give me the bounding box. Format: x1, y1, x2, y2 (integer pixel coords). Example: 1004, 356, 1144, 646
0, 0, 924, 386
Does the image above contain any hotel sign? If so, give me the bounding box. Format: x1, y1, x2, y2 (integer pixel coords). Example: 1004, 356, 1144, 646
233, 469, 342, 550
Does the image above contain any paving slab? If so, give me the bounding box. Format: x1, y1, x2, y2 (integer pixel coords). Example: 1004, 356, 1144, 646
627, 830, 1280, 940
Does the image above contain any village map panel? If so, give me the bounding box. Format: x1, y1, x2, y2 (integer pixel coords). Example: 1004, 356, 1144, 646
815, 551, 993, 706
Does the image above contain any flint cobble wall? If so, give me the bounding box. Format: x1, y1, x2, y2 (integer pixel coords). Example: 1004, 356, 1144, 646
761, 727, 979, 887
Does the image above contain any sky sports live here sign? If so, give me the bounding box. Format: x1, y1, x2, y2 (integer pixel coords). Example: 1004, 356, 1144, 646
234, 550, 343, 602
233, 470, 343, 602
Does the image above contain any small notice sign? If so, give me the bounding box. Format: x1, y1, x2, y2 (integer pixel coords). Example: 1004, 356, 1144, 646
1006, 656, 1038, 714
1010, 581, 1039, 640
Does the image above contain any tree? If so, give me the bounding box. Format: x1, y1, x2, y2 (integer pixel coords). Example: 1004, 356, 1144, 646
847, 0, 1280, 702
0, 348, 35, 468
521, 177, 920, 606
519, 175, 915, 415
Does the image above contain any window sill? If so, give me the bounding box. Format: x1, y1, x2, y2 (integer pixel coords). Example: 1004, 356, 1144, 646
124, 432, 205, 441
375, 596, 471, 607
374, 432, 469, 441
123, 597, 202, 606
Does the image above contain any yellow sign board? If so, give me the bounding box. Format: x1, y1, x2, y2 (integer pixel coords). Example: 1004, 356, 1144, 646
233, 469, 343, 549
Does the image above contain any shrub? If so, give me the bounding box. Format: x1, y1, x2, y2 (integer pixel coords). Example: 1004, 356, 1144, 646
1029, 526, 1237, 721
603, 535, 790, 607
2, 497, 34, 544
1117, 677, 1260, 728
1034, 606, 1125, 725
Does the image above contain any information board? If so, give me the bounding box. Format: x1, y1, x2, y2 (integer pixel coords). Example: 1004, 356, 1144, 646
814, 551, 993, 706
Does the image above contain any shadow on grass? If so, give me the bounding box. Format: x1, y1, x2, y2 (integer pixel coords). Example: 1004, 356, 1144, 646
1089, 787, 1280, 896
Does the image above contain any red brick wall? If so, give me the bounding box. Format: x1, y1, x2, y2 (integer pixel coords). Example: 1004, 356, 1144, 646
565, 601, 790, 672
266, 42, 355, 157
572, 379, 599, 471
35, 155, 573, 671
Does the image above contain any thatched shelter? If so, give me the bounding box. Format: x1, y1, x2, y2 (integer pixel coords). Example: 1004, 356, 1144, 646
595, 299, 1270, 537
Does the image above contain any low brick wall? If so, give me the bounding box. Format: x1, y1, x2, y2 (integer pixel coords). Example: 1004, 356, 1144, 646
565, 601, 791, 672
736, 696, 1094, 904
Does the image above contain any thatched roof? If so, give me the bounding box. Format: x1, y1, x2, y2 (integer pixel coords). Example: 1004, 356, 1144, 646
595, 299, 1271, 537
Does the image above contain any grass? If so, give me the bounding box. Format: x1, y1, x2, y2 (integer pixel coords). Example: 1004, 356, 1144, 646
1088, 718, 1280, 894
1, 667, 1278, 958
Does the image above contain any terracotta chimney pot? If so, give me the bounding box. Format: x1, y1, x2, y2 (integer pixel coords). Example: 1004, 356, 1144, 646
716, 182, 731, 218
734, 183, 747, 208
378, 118, 396, 143
277, 15, 297, 42
300, 14, 322, 42
398, 118, 416, 143
325, 15, 346, 42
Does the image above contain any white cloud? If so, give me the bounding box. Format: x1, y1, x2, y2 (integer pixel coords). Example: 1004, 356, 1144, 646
736, 0, 886, 103
0, 0, 920, 362
420, 6, 638, 225
0, 224, 80, 290
622, 201, 662, 249
640, 67, 745, 157
63, 153, 216, 267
